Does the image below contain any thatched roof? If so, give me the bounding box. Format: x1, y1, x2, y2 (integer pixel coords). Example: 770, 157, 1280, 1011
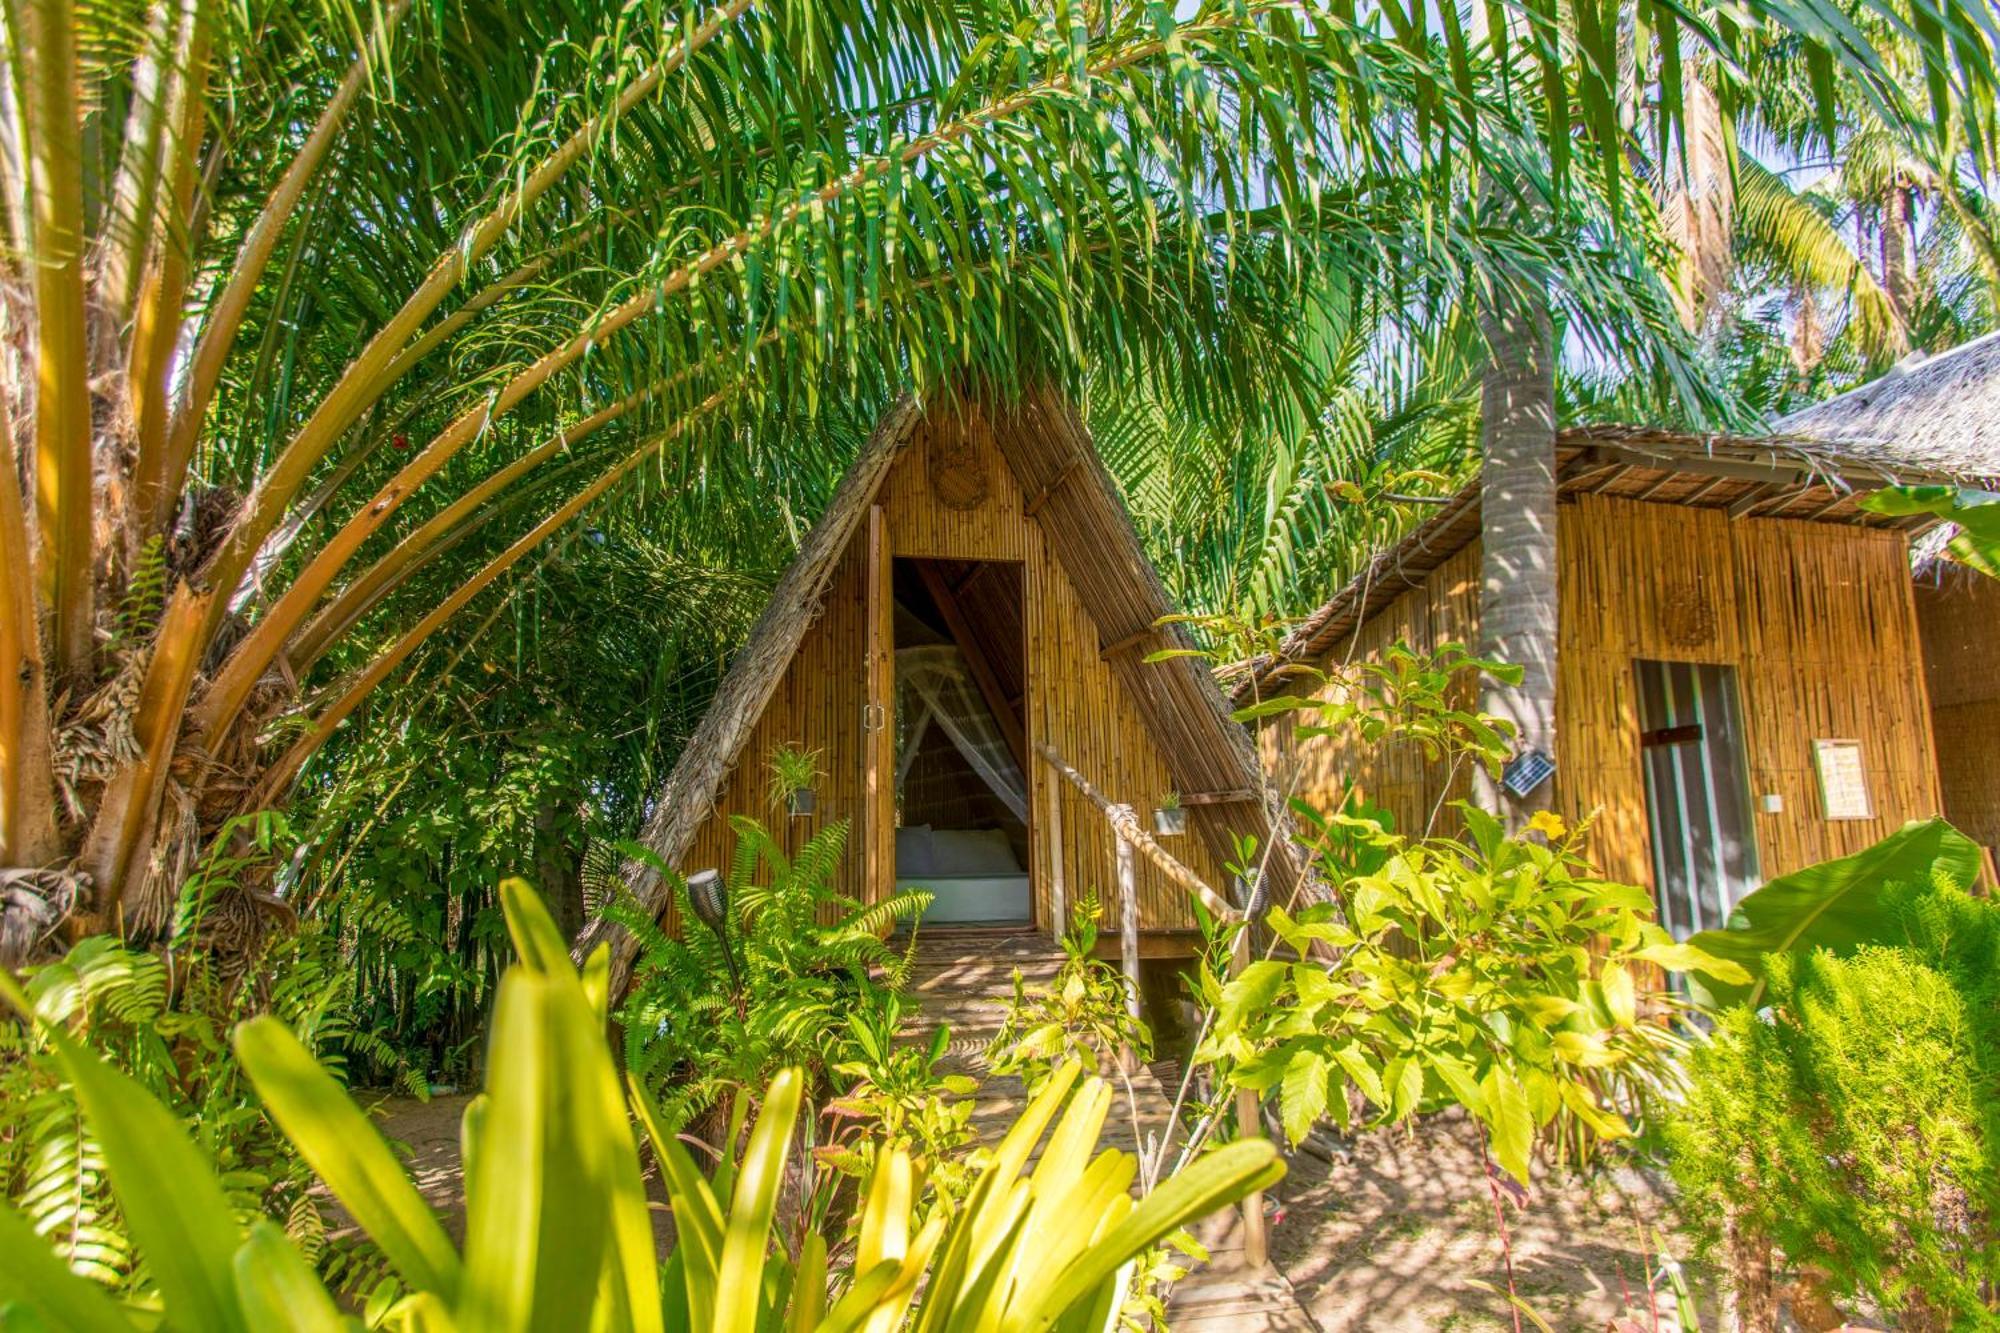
1237, 390, 2000, 699
582, 388, 1300, 984
1777, 330, 2000, 478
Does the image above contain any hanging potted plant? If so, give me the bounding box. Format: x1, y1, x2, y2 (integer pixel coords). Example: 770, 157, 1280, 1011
769, 744, 824, 818
1153, 791, 1186, 837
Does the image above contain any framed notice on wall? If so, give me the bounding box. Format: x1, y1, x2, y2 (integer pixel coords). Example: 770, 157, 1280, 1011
1812, 739, 1873, 820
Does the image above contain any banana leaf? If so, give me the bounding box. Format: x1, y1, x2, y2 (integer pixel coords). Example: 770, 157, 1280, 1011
1862, 486, 2000, 579
1685, 818, 1983, 1008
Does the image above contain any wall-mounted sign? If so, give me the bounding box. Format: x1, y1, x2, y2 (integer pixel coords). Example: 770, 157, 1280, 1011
1812, 739, 1873, 820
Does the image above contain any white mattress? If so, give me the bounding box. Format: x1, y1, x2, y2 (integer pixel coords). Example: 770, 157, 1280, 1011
896, 873, 1031, 924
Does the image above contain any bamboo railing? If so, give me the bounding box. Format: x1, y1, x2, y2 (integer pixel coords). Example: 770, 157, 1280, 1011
1034, 740, 1268, 1268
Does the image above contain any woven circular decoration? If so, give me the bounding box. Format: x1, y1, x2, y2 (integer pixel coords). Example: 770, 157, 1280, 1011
1661, 584, 1718, 648
927, 430, 989, 511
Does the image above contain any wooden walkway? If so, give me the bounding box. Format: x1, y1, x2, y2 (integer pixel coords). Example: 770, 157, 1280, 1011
904, 928, 1318, 1331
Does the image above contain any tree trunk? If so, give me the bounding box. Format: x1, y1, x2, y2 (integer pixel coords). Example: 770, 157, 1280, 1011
1880, 182, 1918, 330
1473, 250, 1559, 833
1725, 1212, 1776, 1333
532, 790, 586, 943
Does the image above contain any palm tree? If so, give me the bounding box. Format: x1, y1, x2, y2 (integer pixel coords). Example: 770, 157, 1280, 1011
0, 0, 1993, 958
1472, 235, 1560, 829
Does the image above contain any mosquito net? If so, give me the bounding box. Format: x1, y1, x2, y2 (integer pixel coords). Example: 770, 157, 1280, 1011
895, 644, 1028, 822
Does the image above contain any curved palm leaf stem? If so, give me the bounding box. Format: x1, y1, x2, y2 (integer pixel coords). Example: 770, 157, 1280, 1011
0, 391, 58, 864
252, 390, 735, 806
20, 0, 94, 680
128, 8, 214, 538
301, 449, 611, 673
231, 393, 441, 618
191, 0, 758, 630
162, 0, 411, 499
198, 0, 1300, 744
95, 0, 177, 326
290, 384, 659, 670
294, 225, 1119, 674
229, 225, 605, 619
378, 221, 606, 386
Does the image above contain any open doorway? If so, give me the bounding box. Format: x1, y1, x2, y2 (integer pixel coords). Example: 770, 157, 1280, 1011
892, 558, 1032, 925
1636, 659, 1761, 938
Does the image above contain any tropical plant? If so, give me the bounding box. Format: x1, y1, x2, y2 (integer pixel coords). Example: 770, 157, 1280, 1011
3, 0, 1994, 964
819, 992, 982, 1210
767, 744, 825, 816
1159, 618, 1744, 1183
609, 815, 929, 1128
987, 896, 1152, 1095
0, 822, 409, 1300
1199, 804, 1731, 1184
1864, 484, 2000, 579
0, 879, 1284, 1331
1676, 815, 1985, 1006
1665, 879, 2000, 1329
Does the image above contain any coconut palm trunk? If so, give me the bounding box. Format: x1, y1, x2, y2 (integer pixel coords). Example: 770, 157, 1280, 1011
1473, 263, 1558, 832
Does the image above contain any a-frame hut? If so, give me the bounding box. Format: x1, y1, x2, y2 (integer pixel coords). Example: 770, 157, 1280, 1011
588, 389, 1290, 990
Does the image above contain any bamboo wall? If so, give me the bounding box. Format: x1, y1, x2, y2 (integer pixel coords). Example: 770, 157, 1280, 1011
676, 408, 1223, 933
1271, 494, 1943, 890
1915, 570, 2000, 862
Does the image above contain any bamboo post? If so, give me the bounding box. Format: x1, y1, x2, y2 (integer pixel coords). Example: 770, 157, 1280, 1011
1230, 921, 1270, 1269
1044, 768, 1066, 941
1110, 807, 1141, 1023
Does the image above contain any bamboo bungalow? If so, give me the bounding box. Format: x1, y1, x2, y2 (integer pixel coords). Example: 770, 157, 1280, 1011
584, 389, 1293, 993
1243, 344, 2000, 936
1779, 331, 2000, 880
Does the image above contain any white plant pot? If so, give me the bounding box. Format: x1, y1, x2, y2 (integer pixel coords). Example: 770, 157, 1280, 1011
1153, 807, 1186, 836
788, 788, 816, 818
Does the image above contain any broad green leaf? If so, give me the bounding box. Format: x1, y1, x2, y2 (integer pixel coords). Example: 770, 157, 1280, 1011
1600, 963, 1636, 1028
715, 1067, 802, 1331
1631, 941, 1750, 985
1685, 818, 1982, 1007
789, 1233, 827, 1333
1007, 1138, 1283, 1331
1862, 487, 2000, 579
42, 1026, 247, 1333
232, 1221, 348, 1331
501, 877, 576, 976
1556, 1081, 1630, 1140
236, 1017, 463, 1300
1215, 960, 1286, 1035
1482, 1067, 1534, 1186
1279, 1049, 1329, 1145
459, 968, 610, 1331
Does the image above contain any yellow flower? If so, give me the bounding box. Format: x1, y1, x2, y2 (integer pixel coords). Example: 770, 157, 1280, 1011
1526, 810, 1568, 841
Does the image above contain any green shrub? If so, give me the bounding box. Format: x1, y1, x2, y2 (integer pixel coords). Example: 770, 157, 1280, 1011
987, 894, 1152, 1091
608, 815, 930, 1130
0, 817, 407, 1301
1665, 883, 2000, 1327
0, 880, 1282, 1330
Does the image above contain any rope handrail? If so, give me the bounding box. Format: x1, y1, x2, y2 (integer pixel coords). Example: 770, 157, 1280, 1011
1033, 742, 1243, 923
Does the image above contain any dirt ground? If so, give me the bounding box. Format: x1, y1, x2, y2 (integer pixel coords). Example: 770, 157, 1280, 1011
363, 1093, 1719, 1331
1263, 1111, 1721, 1332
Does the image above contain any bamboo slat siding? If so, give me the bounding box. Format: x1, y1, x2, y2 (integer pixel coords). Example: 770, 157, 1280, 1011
1271, 494, 1943, 890
1915, 571, 2000, 861
675, 403, 1228, 933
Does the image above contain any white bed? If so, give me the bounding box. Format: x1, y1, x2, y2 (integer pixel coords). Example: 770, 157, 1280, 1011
895, 825, 1031, 924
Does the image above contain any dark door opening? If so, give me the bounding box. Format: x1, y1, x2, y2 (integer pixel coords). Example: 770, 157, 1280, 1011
1636, 659, 1761, 937
891, 559, 1032, 925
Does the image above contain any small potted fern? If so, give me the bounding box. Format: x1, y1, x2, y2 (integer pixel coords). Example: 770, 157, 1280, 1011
769, 743, 824, 818
1152, 791, 1186, 837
